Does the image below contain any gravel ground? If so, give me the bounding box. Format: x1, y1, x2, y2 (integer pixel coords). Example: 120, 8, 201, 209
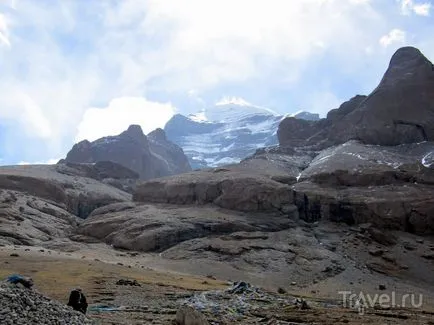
0, 282, 93, 325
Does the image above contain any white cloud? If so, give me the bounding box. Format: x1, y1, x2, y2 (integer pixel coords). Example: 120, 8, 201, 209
379, 29, 407, 47
400, 0, 432, 16
18, 158, 60, 165
1, 0, 433, 164
120, 0, 383, 90
0, 12, 10, 46
306, 91, 344, 118
75, 97, 176, 142
413, 3, 432, 15
0, 87, 52, 138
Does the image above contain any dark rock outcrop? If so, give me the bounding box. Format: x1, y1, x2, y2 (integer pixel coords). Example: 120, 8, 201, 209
329, 47, 434, 146
64, 125, 191, 180
148, 128, 192, 175
278, 47, 434, 148
325, 95, 367, 124
55, 161, 139, 193
277, 118, 322, 148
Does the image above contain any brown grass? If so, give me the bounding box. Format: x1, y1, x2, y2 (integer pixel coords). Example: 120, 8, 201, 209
0, 251, 227, 303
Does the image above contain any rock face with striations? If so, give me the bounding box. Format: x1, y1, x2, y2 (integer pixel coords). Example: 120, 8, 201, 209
64, 125, 191, 180
0, 163, 132, 245
273, 47, 434, 234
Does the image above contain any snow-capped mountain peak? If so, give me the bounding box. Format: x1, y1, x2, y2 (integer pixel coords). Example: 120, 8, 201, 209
197, 97, 278, 123
215, 96, 255, 107
165, 98, 319, 169
188, 110, 208, 123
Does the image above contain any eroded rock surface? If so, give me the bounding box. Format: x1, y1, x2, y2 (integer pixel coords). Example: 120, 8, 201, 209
133, 168, 294, 214
78, 204, 295, 252
0, 164, 132, 245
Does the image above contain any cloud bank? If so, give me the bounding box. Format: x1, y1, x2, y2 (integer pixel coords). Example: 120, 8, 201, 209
0, 0, 433, 164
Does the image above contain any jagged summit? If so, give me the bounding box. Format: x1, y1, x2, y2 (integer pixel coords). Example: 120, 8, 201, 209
148, 128, 167, 142
64, 125, 191, 180
379, 46, 434, 88
119, 124, 148, 147
389, 46, 431, 68
123, 124, 145, 137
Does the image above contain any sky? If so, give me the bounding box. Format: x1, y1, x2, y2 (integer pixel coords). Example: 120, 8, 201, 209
0, 0, 433, 165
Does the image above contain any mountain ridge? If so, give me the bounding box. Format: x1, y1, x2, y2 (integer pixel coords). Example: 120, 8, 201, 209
63, 125, 191, 180
165, 103, 319, 169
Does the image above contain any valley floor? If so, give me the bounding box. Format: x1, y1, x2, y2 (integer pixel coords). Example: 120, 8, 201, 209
1, 245, 433, 325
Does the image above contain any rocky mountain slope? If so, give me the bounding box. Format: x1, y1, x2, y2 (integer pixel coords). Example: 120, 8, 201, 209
0, 162, 132, 246
0, 46, 433, 324
63, 125, 191, 180
128, 47, 434, 233
92, 46, 433, 286
164, 98, 319, 169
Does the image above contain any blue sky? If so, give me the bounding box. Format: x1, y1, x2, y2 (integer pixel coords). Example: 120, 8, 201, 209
0, 0, 433, 165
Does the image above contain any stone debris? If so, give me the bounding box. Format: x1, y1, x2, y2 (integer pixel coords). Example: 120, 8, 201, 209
0, 282, 93, 325
176, 305, 210, 325
115, 279, 141, 287
178, 282, 315, 324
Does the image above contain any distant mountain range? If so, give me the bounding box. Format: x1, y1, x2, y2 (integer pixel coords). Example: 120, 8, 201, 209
164, 97, 319, 169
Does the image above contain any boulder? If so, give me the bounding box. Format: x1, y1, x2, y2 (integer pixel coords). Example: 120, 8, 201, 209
176, 306, 210, 325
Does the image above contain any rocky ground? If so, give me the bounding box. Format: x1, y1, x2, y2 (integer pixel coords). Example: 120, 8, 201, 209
0, 282, 92, 325
0, 246, 433, 325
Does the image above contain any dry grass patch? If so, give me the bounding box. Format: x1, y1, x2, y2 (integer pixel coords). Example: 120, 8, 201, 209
0, 251, 226, 303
